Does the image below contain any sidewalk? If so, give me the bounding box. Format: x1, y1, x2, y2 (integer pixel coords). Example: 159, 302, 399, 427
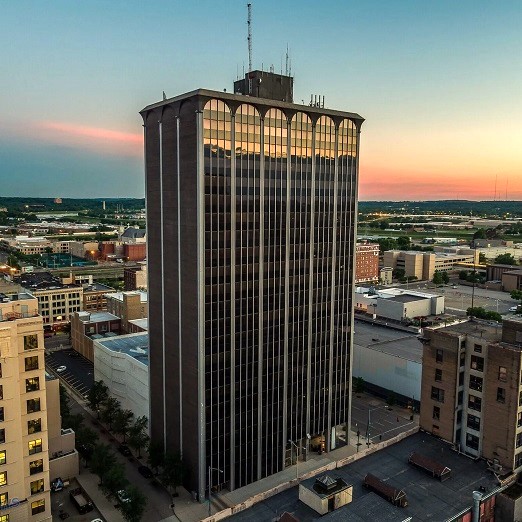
76, 472, 125, 522
160, 396, 418, 522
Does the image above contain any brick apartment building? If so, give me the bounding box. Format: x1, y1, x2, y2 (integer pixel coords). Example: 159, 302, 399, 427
354, 243, 379, 284
420, 316, 522, 476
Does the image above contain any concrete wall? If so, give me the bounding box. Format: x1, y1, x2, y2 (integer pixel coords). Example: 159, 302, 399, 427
352, 344, 421, 400
94, 339, 149, 423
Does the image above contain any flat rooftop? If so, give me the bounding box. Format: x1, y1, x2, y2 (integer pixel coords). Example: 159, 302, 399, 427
428, 319, 503, 342
105, 291, 147, 303
354, 320, 422, 363
229, 432, 500, 522
388, 294, 429, 304
96, 333, 149, 366
78, 311, 120, 323
0, 291, 36, 303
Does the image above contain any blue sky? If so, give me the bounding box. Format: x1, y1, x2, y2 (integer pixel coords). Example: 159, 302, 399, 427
1, 1, 521, 199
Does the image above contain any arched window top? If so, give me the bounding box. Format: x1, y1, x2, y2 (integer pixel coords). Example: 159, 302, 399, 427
204, 99, 231, 115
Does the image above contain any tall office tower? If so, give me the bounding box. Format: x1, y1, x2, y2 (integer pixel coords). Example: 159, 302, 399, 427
142, 72, 363, 497
0, 291, 51, 521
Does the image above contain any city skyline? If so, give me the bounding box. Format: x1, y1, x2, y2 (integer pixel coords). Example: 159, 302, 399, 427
2, 0, 522, 200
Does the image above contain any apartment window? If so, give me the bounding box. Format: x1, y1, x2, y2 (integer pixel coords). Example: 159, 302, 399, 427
459, 351, 466, 367
31, 499, 45, 515
517, 432, 522, 448
433, 406, 440, 420
458, 390, 463, 405
28, 419, 41, 435
29, 459, 43, 475
467, 414, 481, 431
30, 479, 44, 495
498, 366, 507, 382
435, 369, 442, 382
0, 472, 6, 487
0, 430, 4, 444
474, 344, 482, 353
470, 355, 484, 372
469, 375, 483, 392
28, 439, 42, 455
436, 349, 443, 363
459, 371, 464, 386
27, 398, 41, 414
0, 363, 2, 378
0, 386, 2, 401
466, 433, 479, 450
24, 334, 38, 351
25, 356, 39, 372
468, 394, 482, 412
497, 387, 506, 403
0, 493, 7, 507
25, 377, 40, 393
0, 451, 5, 465
516, 453, 522, 469
518, 412, 522, 428
431, 386, 445, 403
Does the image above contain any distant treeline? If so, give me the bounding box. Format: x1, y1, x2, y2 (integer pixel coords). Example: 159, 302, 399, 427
0, 197, 145, 213
359, 200, 522, 217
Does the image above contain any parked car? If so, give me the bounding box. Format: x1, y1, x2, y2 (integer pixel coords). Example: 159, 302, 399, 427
56, 366, 67, 373
138, 465, 153, 479
118, 444, 132, 457
117, 489, 130, 504
510, 306, 520, 312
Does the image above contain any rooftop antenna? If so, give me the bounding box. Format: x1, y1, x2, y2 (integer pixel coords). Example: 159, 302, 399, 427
247, 3, 252, 72
285, 44, 289, 76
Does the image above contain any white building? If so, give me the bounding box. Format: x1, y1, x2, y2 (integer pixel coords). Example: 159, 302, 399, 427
93, 333, 149, 424
355, 287, 444, 322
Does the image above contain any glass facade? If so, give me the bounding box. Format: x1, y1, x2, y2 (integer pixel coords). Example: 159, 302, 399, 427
202, 99, 359, 489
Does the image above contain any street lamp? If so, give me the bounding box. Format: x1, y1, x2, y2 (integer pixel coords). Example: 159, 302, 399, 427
288, 440, 300, 480
208, 466, 224, 517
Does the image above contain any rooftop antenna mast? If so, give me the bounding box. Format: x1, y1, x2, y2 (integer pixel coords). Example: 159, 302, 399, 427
247, 3, 252, 72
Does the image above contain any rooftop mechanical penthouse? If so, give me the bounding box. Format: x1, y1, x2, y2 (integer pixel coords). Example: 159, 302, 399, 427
141, 71, 364, 497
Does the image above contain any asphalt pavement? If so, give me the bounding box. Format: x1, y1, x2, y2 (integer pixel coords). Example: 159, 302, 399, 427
46, 349, 95, 398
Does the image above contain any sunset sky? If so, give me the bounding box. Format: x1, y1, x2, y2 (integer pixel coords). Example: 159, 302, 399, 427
1, 0, 521, 200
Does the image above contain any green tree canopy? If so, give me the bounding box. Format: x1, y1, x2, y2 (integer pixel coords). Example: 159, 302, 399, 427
118, 486, 147, 522
495, 253, 517, 265
87, 380, 109, 418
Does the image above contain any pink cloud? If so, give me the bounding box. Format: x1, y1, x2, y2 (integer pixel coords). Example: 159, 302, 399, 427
34, 121, 143, 157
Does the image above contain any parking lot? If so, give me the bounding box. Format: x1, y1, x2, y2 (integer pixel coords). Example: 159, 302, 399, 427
50, 477, 104, 522
46, 349, 95, 398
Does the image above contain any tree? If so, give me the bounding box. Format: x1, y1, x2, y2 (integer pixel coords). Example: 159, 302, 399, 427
478, 253, 487, 264
466, 307, 502, 323
87, 380, 109, 419
62, 413, 84, 432
118, 485, 147, 522
441, 271, 449, 284
90, 444, 117, 485
495, 253, 517, 265
458, 270, 468, 280
432, 271, 444, 285
101, 397, 121, 431
113, 409, 134, 443
103, 462, 128, 498
161, 452, 184, 496
377, 237, 397, 253
128, 416, 149, 458
473, 228, 486, 239
76, 425, 98, 448
147, 441, 165, 474
511, 290, 522, 302
392, 268, 405, 280
353, 377, 365, 394
396, 236, 410, 250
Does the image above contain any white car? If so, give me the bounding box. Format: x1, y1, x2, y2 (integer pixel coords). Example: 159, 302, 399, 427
510, 306, 520, 312
56, 366, 67, 373
117, 490, 130, 504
